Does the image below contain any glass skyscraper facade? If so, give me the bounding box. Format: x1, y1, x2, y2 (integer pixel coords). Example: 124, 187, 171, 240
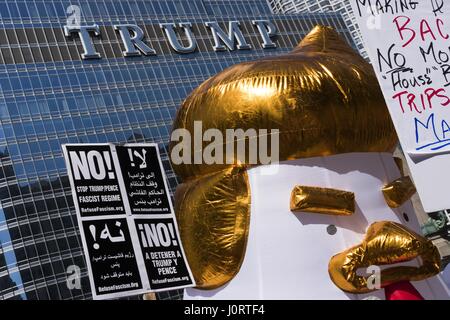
268, 0, 367, 58
0, 0, 354, 300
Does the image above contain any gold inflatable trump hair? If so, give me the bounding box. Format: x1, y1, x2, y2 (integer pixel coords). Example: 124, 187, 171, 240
170, 25, 398, 289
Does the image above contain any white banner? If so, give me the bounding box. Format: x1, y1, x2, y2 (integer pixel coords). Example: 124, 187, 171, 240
350, 0, 450, 212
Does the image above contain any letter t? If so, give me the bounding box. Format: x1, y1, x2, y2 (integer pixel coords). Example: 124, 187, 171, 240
64, 24, 101, 59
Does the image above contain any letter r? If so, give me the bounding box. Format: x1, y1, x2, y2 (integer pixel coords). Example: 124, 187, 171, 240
114, 24, 156, 57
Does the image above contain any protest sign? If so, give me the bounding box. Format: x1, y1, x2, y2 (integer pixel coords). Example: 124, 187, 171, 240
350, 0, 450, 212
63, 143, 195, 299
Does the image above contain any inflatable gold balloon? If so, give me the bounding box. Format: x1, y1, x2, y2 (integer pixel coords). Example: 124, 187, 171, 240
170, 26, 436, 291
329, 221, 441, 294
170, 25, 398, 181
382, 176, 417, 208
290, 185, 355, 216
174, 166, 250, 289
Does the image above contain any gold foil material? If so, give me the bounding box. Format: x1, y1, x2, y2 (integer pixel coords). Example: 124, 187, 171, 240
170, 26, 399, 290
329, 221, 441, 294
382, 176, 417, 208
290, 185, 355, 216
170, 25, 398, 181
174, 166, 250, 289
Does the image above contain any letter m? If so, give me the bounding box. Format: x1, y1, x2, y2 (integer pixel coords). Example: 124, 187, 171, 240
205, 21, 251, 51
415, 113, 439, 144
226, 128, 258, 164
355, 0, 369, 17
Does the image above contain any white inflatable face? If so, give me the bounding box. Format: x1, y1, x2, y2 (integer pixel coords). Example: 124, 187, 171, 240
185, 153, 450, 300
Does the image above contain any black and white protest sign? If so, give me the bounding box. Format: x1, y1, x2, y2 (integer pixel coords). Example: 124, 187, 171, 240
116, 145, 171, 214
65, 145, 124, 217
134, 218, 193, 289
63, 143, 195, 300
82, 219, 143, 296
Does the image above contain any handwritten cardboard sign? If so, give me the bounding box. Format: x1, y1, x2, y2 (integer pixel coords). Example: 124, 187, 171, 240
350, 0, 450, 212
62, 143, 195, 299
